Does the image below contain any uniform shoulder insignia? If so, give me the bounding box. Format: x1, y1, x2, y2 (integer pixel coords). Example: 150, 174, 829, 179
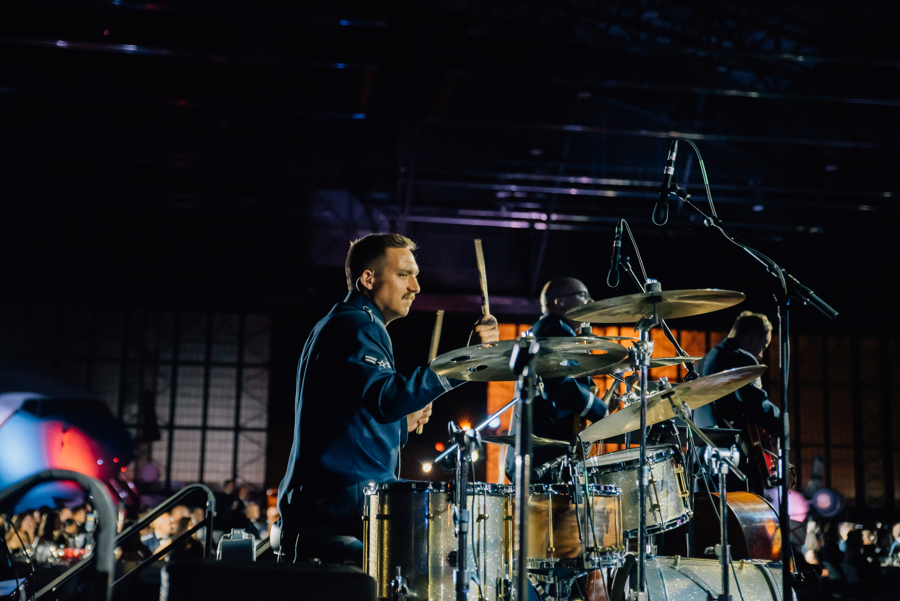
364, 355, 392, 370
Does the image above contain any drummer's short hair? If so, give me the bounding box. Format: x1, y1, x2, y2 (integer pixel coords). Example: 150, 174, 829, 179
345, 233, 418, 290
728, 311, 773, 339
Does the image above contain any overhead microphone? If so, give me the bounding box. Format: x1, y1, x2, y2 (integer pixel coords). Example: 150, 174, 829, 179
606, 220, 623, 288
653, 139, 678, 226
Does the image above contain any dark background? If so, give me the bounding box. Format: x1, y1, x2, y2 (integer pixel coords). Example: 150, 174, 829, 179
1, 0, 898, 507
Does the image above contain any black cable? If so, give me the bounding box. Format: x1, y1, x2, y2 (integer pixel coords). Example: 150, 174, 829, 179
0, 536, 23, 601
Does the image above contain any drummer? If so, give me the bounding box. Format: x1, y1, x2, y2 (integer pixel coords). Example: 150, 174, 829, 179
507, 277, 610, 481
276, 233, 499, 564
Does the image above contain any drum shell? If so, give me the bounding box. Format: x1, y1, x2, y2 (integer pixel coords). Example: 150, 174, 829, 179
584, 445, 691, 538
644, 556, 795, 600
518, 484, 623, 570
364, 481, 511, 601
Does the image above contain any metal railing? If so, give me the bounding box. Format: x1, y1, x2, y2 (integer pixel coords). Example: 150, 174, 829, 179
36, 484, 215, 600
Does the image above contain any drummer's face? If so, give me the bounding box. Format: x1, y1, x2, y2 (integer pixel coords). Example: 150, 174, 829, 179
364, 247, 421, 324
552, 285, 592, 316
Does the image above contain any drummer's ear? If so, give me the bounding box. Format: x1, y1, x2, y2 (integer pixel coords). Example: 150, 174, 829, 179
358, 270, 377, 291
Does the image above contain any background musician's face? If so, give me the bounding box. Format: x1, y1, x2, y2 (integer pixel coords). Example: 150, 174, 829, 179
363, 247, 421, 324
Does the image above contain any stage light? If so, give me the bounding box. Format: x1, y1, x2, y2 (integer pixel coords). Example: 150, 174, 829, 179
422, 463, 432, 473
435, 442, 445, 451
471, 451, 479, 462
488, 417, 501, 429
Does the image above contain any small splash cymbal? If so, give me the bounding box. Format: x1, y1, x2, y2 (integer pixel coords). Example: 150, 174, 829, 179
430, 336, 629, 382
566, 289, 745, 324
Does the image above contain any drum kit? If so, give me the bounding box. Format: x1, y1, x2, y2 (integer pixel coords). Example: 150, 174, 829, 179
363, 285, 791, 601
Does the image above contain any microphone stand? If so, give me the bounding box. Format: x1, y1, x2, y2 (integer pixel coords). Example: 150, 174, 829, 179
675, 185, 838, 601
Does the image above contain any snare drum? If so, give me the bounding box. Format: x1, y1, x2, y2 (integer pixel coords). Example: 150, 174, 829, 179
363, 481, 512, 601
584, 445, 691, 539
519, 483, 623, 572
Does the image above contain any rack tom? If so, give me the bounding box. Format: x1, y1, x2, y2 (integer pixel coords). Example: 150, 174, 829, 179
519, 483, 623, 572
584, 445, 691, 539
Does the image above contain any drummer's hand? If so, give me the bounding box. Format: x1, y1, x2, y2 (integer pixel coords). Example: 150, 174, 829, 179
607, 392, 622, 413
473, 314, 500, 344
407, 403, 433, 432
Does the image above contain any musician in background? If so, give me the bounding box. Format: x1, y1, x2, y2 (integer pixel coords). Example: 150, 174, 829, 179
507, 277, 610, 481
277, 233, 499, 564
693, 310, 781, 496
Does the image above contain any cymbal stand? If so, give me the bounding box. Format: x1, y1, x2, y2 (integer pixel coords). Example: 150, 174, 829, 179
632, 283, 660, 601
665, 394, 746, 601
510, 337, 541, 601
449, 424, 482, 601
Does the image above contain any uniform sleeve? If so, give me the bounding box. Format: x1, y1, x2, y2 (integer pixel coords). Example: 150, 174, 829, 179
541, 376, 608, 422
344, 320, 462, 424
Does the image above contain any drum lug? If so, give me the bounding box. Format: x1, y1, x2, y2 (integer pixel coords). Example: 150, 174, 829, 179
674, 465, 690, 499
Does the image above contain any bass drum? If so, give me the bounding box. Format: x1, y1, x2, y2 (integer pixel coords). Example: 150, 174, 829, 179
613, 556, 795, 601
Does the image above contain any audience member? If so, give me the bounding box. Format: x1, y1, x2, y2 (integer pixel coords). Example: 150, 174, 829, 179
167, 518, 204, 560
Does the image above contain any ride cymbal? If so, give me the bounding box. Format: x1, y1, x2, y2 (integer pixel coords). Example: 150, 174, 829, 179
430, 336, 629, 382
579, 365, 766, 442
566, 289, 745, 324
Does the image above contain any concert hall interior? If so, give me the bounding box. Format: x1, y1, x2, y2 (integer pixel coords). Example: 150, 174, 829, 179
1, 2, 898, 601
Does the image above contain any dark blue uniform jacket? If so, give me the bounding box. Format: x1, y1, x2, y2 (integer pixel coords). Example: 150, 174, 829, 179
277, 291, 461, 538
693, 337, 780, 432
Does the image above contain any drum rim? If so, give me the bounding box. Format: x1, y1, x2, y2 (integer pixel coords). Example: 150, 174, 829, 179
583, 445, 675, 473
528, 483, 622, 497
364, 480, 516, 495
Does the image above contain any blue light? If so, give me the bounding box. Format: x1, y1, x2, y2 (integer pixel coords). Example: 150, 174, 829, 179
339, 20, 350, 26
335, 63, 346, 69
489, 417, 501, 429
97, 459, 104, 465
352, 113, 366, 119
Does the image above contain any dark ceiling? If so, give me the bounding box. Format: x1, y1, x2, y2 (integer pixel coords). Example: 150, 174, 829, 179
2, 0, 898, 328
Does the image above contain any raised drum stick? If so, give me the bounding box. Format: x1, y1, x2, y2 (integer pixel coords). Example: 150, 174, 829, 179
474, 239, 490, 316
417, 310, 444, 435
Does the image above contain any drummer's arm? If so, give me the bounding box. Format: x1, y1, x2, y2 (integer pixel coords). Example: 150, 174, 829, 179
348, 321, 458, 424
546, 376, 608, 421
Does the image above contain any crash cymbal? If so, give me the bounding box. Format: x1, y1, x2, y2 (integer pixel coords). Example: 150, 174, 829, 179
481, 434, 569, 448
579, 365, 767, 443
566, 289, 745, 324
430, 336, 629, 382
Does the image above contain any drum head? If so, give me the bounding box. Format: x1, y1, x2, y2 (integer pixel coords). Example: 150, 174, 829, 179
584, 445, 673, 472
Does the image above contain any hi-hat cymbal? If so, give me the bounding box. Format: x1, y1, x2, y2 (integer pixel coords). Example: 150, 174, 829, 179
566, 289, 745, 324
430, 336, 630, 382
579, 365, 766, 443
481, 434, 569, 448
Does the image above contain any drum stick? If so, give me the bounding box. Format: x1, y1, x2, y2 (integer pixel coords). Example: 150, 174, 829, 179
474, 239, 490, 316
417, 310, 444, 435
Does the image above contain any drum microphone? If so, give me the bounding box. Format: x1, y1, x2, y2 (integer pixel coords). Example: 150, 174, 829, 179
531, 437, 580, 481
531, 455, 566, 482
653, 139, 678, 226
606, 221, 622, 288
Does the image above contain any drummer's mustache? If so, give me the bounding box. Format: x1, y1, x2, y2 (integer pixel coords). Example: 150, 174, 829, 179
404, 293, 415, 300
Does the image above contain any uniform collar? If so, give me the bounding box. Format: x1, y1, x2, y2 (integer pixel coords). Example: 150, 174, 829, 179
343, 290, 387, 325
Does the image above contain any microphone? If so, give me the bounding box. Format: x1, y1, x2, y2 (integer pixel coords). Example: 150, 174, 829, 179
653, 139, 678, 226
606, 221, 623, 288
531, 455, 566, 482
